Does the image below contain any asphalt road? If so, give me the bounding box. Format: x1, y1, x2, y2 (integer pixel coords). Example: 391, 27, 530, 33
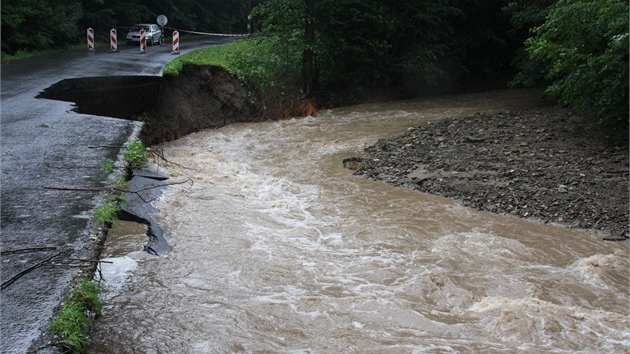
1, 36, 237, 353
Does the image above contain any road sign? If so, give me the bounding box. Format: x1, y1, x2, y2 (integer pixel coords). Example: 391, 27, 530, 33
157, 15, 168, 27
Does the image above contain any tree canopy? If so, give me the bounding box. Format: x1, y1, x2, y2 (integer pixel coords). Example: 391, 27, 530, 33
525, 0, 629, 134
1, 0, 252, 54
2, 0, 628, 134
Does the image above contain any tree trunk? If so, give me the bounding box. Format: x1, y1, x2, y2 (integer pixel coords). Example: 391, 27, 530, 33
302, 0, 316, 96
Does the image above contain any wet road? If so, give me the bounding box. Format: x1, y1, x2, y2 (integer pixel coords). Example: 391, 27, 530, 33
1, 36, 236, 353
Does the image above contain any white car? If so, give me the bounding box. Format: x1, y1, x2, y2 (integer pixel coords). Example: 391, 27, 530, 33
126, 24, 162, 46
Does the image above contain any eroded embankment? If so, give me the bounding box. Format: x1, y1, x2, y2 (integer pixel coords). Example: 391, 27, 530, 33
38, 65, 258, 145
37, 64, 257, 259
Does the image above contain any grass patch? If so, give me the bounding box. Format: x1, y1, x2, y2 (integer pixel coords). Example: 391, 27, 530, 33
163, 41, 235, 76
109, 175, 128, 190
123, 139, 148, 170
163, 36, 304, 119
92, 196, 126, 228
1, 41, 108, 63
49, 279, 104, 353
99, 159, 115, 174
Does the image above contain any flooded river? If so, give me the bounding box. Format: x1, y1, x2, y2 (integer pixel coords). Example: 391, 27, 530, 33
90, 89, 628, 353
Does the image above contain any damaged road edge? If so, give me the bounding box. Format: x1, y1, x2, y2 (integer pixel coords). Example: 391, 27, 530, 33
36, 121, 173, 353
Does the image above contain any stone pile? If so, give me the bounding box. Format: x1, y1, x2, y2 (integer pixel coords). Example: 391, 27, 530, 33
351, 108, 629, 239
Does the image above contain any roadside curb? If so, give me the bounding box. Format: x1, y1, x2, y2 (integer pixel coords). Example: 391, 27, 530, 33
32, 122, 145, 353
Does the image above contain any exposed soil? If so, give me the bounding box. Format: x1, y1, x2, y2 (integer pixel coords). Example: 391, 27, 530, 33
348, 107, 629, 239
38, 65, 259, 146
142, 65, 258, 145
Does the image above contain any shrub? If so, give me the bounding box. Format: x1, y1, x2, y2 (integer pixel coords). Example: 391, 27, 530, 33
526, 0, 629, 136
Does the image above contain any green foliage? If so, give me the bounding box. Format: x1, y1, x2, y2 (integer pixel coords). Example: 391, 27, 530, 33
49, 279, 103, 353
163, 42, 234, 76
1, 0, 83, 54
99, 159, 114, 174
248, 0, 522, 101
123, 139, 148, 170
384, 0, 465, 91
221, 35, 303, 117
166, 35, 304, 117
314, 0, 394, 89
504, 0, 558, 87
109, 176, 128, 190
226, 36, 302, 94
93, 197, 120, 227
526, 0, 629, 134
2, 0, 253, 55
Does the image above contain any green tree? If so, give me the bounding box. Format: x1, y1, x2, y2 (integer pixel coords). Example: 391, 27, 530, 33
504, 0, 558, 87
1, 0, 253, 55
384, 0, 464, 93
302, 0, 316, 95
251, 0, 524, 101
2, 0, 82, 54
526, 0, 629, 134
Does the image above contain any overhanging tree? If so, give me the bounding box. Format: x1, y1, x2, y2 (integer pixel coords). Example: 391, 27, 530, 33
526, 0, 629, 135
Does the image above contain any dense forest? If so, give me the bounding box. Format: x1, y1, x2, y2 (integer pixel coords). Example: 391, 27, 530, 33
1, 0, 252, 53
2, 0, 628, 133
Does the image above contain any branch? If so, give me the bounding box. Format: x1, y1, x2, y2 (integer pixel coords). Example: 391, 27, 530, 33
130, 178, 194, 193
151, 148, 192, 170
130, 178, 194, 203
42, 186, 109, 192
1, 246, 57, 255
1, 249, 71, 290
47, 259, 114, 267
88, 145, 124, 149
66, 258, 114, 264
42, 178, 193, 203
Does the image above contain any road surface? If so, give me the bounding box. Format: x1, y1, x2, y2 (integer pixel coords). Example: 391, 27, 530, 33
1, 36, 237, 353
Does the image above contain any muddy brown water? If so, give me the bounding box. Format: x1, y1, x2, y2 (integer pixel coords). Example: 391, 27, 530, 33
89, 89, 628, 353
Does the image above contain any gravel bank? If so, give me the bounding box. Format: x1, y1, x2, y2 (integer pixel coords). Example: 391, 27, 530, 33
348, 107, 629, 239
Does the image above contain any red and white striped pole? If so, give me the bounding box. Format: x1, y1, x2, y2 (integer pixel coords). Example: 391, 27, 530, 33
139, 28, 147, 54
171, 31, 180, 55
87, 28, 95, 51
109, 28, 119, 53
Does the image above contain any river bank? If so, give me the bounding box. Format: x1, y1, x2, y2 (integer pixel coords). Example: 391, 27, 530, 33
349, 106, 628, 239
89, 89, 628, 353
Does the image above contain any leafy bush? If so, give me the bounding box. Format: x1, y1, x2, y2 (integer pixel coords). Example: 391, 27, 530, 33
526, 0, 629, 135
223, 36, 302, 110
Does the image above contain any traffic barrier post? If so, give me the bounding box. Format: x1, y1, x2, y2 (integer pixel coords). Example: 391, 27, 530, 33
109, 28, 119, 53
171, 31, 180, 55
139, 29, 147, 54
87, 28, 95, 51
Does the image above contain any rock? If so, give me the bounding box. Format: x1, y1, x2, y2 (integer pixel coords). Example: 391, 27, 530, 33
343, 157, 370, 170
351, 108, 629, 238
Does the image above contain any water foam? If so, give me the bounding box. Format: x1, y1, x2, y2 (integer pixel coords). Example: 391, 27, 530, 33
469, 296, 630, 351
